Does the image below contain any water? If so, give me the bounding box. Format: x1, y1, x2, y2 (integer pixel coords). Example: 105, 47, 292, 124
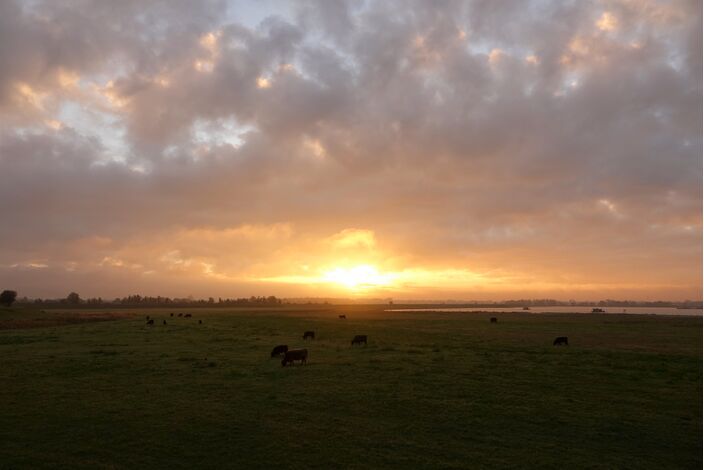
386, 306, 702, 316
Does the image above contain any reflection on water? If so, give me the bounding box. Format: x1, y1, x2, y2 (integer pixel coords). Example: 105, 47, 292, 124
386, 306, 702, 316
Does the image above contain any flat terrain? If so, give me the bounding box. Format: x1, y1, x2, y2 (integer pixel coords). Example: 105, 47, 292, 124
0, 306, 700, 469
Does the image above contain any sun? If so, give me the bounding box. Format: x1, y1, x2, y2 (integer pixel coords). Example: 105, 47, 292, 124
322, 265, 394, 289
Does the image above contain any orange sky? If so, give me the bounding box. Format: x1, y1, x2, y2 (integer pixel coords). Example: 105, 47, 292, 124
0, 0, 701, 300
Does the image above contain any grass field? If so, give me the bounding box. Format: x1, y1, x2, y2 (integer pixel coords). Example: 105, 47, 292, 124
0, 306, 700, 469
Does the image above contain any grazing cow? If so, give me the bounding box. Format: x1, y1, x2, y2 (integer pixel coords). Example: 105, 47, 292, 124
490, 317, 498, 323
198, 319, 202, 324
303, 331, 315, 340
553, 336, 569, 346
281, 349, 308, 366
170, 313, 174, 317
178, 313, 183, 317
351, 335, 367, 346
146, 319, 154, 326
163, 320, 167, 325
184, 314, 192, 318
270, 344, 289, 357
339, 315, 346, 319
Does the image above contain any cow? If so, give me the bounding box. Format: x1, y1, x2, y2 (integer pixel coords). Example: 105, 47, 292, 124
146, 319, 154, 326
170, 313, 174, 317
163, 320, 167, 325
270, 344, 289, 357
178, 313, 183, 317
146, 315, 150, 320
339, 315, 346, 319
351, 335, 367, 346
553, 336, 569, 346
490, 317, 498, 323
198, 319, 202, 324
184, 314, 192, 318
281, 349, 308, 366
303, 331, 315, 340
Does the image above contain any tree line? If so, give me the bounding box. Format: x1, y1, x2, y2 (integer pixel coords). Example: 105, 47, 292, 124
3, 291, 285, 308
1, 289, 701, 309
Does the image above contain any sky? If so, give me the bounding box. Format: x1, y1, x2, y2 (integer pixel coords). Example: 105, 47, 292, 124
0, 0, 701, 301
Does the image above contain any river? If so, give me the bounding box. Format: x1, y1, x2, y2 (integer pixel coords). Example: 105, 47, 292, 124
386, 306, 702, 316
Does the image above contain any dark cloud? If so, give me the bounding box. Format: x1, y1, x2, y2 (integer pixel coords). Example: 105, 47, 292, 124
0, 0, 700, 299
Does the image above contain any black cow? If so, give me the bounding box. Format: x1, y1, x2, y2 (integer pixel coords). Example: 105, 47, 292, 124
339, 315, 346, 319
146, 315, 150, 320
303, 331, 315, 340
282, 349, 308, 366
146, 319, 154, 326
490, 317, 498, 323
170, 313, 174, 317
553, 336, 569, 346
177, 313, 183, 317
163, 320, 167, 325
198, 319, 202, 324
351, 335, 367, 346
270, 345, 289, 357
184, 314, 192, 318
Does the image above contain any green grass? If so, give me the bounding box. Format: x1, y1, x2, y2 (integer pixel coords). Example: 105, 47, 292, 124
0, 306, 700, 469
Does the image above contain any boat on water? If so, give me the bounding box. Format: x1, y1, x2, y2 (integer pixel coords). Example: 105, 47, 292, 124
592, 308, 605, 313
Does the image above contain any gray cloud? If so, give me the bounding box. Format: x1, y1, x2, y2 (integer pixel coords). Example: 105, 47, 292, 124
0, 0, 700, 299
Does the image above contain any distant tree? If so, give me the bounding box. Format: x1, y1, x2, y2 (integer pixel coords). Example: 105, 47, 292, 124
0, 290, 17, 307
66, 292, 81, 304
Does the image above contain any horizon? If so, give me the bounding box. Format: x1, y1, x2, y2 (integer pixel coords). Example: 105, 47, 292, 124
0, 0, 701, 301
9, 291, 703, 306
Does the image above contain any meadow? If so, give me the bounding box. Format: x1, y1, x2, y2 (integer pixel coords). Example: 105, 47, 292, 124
0, 306, 700, 469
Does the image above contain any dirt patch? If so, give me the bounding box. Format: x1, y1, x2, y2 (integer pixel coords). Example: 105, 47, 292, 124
0, 312, 134, 330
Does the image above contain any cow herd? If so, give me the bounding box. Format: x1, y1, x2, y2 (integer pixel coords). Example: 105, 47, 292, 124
143, 313, 569, 367
145, 314, 201, 327
270, 329, 370, 366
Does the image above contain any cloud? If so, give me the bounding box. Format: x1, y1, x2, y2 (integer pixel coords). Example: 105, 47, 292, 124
0, 0, 700, 299
328, 229, 377, 249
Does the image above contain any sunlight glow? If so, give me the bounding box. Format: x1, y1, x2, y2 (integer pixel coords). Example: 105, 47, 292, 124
57, 69, 79, 88
303, 137, 326, 159
15, 82, 44, 109
44, 119, 63, 130
596, 12, 618, 31
322, 265, 395, 289
199, 31, 220, 53
100, 81, 129, 108
194, 60, 214, 73
488, 48, 505, 65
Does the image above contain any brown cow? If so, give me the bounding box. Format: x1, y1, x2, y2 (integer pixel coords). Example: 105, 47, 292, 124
351, 335, 367, 346
282, 349, 308, 366
553, 336, 569, 346
146, 319, 154, 326
490, 317, 498, 323
303, 331, 315, 340
339, 315, 346, 319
